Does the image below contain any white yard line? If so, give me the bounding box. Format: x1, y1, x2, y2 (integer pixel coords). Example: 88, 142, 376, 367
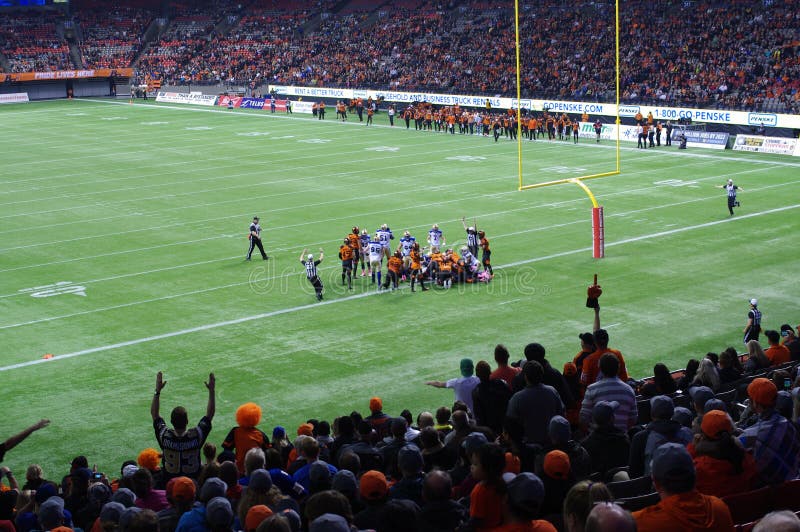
2, 202, 797, 372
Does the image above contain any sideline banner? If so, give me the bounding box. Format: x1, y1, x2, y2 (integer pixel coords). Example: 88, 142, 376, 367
269, 84, 800, 129
156, 91, 217, 106
0, 93, 29, 104
0, 68, 133, 82
683, 130, 729, 150
732, 135, 798, 155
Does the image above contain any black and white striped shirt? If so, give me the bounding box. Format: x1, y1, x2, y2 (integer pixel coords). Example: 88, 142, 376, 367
726, 184, 738, 198
303, 259, 320, 280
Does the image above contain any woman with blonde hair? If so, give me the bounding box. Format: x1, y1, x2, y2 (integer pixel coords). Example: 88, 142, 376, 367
691, 358, 721, 392
743, 340, 769, 374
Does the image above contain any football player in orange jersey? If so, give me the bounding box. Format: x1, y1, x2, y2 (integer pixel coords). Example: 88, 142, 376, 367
383, 251, 403, 291
479, 230, 493, 276
409, 242, 428, 292
339, 238, 355, 290
347, 227, 361, 275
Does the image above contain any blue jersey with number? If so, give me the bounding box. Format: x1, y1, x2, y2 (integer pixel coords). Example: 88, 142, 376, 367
368, 240, 384, 260
399, 236, 416, 256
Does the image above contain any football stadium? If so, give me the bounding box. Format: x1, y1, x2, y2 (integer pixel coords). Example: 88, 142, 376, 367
1, 0, 800, 530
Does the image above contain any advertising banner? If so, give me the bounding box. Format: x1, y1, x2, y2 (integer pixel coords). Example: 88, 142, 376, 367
156, 91, 217, 106
0, 92, 29, 104
683, 130, 729, 150
732, 135, 798, 155
269, 85, 800, 129
0, 68, 133, 82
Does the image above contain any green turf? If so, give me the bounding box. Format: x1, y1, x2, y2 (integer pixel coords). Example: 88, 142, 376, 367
1, 99, 798, 478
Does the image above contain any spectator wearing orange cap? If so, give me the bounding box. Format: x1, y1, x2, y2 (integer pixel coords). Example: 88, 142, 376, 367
221, 403, 270, 475
739, 378, 800, 485
365, 398, 391, 439
690, 410, 757, 498
243, 505, 271, 532
632, 443, 733, 532
353, 470, 389, 531
540, 450, 575, 517
157, 476, 196, 532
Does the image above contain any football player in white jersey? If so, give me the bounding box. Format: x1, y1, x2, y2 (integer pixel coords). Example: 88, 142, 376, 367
398, 230, 416, 280
376, 223, 394, 250
368, 234, 387, 287
427, 224, 445, 249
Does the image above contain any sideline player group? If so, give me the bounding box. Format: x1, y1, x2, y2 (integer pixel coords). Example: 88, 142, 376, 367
248, 216, 494, 301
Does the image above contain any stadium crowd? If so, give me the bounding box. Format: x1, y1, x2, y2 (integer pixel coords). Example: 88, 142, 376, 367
3, 287, 800, 532
1, 0, 798, 114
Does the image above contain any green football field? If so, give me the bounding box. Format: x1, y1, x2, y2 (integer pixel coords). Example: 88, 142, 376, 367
1, 98, 798, 478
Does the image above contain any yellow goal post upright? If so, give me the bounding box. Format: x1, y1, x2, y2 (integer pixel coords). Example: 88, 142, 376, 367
513, 0, 621, 258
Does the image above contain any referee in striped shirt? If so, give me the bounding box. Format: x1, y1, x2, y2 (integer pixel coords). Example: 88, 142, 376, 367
718, 179, 742, 216
301, 248, 324, 301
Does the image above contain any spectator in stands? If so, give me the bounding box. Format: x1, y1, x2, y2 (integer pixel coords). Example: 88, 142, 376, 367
471, 360, 512, 435
132, 468, 169, 512
353, 471, 388, 530
506, 361, 565, 446
379, 418, 408, 481
631, 443, 734, 530
151, 372, 215, 482
580, 328, 629, 388
535, 416, 591, 481
291, 439, 337, 492
419, 426, 456, 473
639, 363, 678, 398
718, 348, 743, 385
365, 398, 391, 439
739, 378, 800, 485
490, 344, 520, 388
780, 324, 800, 361
629, 395, 693, 479
573, 333, 596, 381
563, 480, 613, 532
0, 419, 49, 463
579, 354, 637, 434
425, 359, 480, 414
304, 490, 354, 531
764, 330, 791, 366
688, 386, 716, 418
340, 422, 382, 473
690, 410, 757, 498
676, 359, 700, 392
388, 445, 425, 506
753, 510, 800, 532
493, 472, 555, 532
156, 477, 195, 532
175, 477, 226, 532
586, 502, 636, 532
329, 417, 356, 468
417, 470, 467, 532
221, 403, 269, 475
464, 443, 506, 531
689, 358, 721, 392
743, 340, 770, 374
511, 343, 574, 409
580, 401, 630, 480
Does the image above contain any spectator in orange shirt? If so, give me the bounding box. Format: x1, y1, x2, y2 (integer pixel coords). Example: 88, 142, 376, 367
490, 344, 520, 389
690, 410, 757, 498
490, 472, 557, 532
764, 330, 791, 366
467, 443, 506, 531
632, 443, 734, 532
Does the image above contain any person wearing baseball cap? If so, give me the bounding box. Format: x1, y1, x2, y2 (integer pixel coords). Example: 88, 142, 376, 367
629, 395, 692, 479
691, 410, 757, 498
779, 324, 800, 361
739, 378, 800, 485
632, 443, 734, 531
743, 298, 762, 345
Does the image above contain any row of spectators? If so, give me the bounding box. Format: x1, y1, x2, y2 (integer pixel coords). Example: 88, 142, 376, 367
1, 1, 797, 114
2, 290, 800, 530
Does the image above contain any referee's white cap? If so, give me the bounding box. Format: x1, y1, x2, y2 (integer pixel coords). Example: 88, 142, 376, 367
750, 298, 758, 306
308, 254, 313, 260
